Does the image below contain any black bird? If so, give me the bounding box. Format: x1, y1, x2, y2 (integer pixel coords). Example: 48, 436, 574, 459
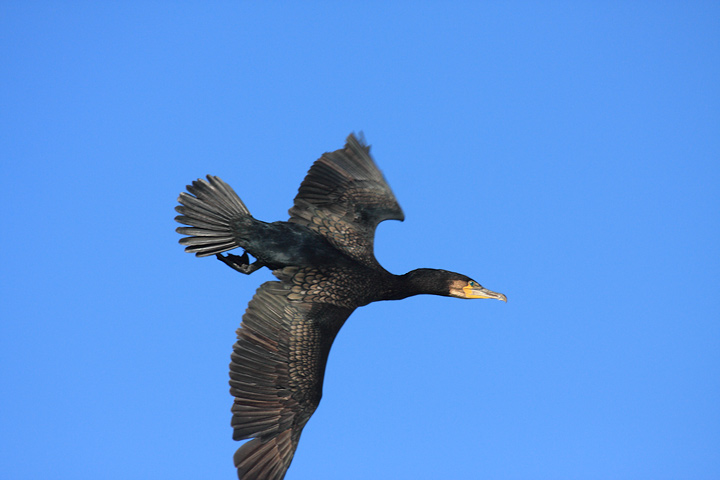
175, 134, 506, 479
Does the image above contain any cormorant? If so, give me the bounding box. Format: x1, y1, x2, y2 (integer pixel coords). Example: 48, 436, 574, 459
175, 134, 506, 480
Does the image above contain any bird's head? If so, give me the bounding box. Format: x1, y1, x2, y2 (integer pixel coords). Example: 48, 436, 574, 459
401, 269, 506, 302
448, 277, 507, 302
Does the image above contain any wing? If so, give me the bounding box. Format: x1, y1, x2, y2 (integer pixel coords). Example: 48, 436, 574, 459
288, 133, 404, 267
230, 278, 354, 480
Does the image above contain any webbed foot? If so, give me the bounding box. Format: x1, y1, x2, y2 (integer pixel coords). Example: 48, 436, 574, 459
216, 252, 263, 275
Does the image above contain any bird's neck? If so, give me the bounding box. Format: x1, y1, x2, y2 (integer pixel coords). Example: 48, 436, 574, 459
382, 268, 450, 301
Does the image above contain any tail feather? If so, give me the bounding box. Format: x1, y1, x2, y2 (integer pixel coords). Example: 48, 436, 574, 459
175, 175, 250, 257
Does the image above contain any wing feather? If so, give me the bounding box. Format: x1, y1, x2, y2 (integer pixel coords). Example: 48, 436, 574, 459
288, 134, 404, 266
230, 279, 354, 479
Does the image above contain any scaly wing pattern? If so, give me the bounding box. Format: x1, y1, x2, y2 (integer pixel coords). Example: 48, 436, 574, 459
288, 134, 404, 267
230, 275, 354, 479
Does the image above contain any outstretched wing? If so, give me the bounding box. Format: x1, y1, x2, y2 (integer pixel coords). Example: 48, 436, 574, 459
288, 133, 404, 267
230, 278, 354, 480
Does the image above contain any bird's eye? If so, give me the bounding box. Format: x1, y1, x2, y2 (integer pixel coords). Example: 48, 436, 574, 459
468, 281, 478, 287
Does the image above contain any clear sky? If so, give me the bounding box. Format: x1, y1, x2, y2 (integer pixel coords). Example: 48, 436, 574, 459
2, 3, 718, 479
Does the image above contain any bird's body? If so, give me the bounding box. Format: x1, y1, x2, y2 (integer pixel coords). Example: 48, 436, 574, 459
175, 134, 506, 479
227, 219, 350, 271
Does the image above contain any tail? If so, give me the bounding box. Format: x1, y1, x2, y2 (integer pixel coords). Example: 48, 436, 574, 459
175, 175, 250, 256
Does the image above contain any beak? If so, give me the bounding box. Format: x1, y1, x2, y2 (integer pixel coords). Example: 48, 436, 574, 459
463, 284, 507, 302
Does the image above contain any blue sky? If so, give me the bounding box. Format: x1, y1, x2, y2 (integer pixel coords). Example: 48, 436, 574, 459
2, 2, 718, 479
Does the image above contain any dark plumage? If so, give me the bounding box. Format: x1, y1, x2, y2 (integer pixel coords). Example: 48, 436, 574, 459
175, 134, 506, 479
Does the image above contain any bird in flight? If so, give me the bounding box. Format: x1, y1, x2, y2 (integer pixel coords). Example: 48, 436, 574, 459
175, 134, 506, 479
